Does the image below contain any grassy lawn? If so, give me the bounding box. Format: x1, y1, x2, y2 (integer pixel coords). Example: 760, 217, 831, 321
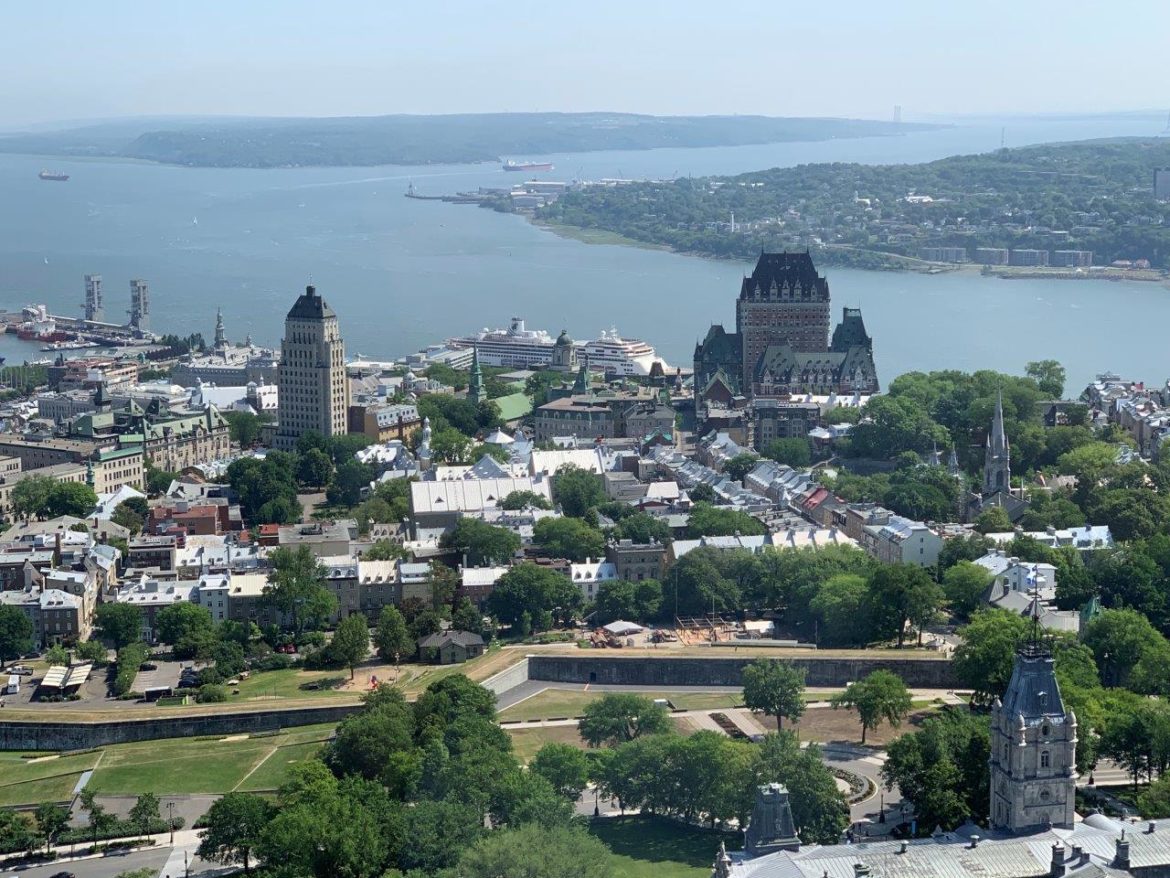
500, 688, 747, 722
0, 773, 85, 807
86, 725, 337, 795
237, 739, 327, 792
589, 815, 736, 878
229, 668, 352, 701
0, 752, 101, 806
507, 725, 587, 763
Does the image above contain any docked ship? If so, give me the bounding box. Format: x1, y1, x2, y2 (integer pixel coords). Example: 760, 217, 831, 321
446, 317, 557, 368
38, 170, 70, 181
15, 304, 73, 343
502, 160, 554, 172
583, 327, 667, 376
446, 318, 666, 376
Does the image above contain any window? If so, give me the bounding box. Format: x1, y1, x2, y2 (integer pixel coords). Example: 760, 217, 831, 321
1041, 751, 1050, 769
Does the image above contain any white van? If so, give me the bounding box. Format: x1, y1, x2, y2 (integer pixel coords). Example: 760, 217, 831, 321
4, 674, 19, 695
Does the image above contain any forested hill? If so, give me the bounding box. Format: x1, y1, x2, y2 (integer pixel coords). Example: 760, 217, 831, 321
536, 137, 1170, 270
0, 113, 932, 168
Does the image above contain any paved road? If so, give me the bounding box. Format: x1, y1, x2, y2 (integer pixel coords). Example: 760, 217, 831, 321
3, 847, 172, 878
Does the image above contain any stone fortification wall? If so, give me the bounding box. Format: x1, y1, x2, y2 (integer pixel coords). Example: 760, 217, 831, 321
527, 654, 956, 689
0, 703, 360, 751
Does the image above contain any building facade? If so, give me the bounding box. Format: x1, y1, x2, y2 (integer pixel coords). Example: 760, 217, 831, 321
694, 253, 879, 417
274, 285, 350, 450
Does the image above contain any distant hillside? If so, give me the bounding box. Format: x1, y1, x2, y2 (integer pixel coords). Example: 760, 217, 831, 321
535, 136, 1170, 270
0, 112, 936, 168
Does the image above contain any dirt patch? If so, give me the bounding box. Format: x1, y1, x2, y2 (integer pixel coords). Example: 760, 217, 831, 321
783, 705, 938, 747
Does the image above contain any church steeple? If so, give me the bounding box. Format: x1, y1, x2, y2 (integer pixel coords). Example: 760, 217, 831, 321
989, 627, 1077, 834
214, 307, 227, 349
984, 388, 1011, 494
468, 345, 485, 406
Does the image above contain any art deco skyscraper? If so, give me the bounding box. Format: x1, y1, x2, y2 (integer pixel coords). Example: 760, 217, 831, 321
274, 285, 349, 450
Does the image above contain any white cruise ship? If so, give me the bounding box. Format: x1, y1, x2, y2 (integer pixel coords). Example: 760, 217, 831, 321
583, 327, 667, 376
447, 317, 557, 368
447, 318, 667, 376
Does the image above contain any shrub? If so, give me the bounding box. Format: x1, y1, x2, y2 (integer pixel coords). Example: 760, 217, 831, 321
255, 653, 293, 671
112, 643, 149, 697
197, 684, 228, 703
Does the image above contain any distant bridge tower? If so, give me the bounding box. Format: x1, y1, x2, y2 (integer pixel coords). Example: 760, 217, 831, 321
893, 105, 902, 124
129, 278, 150, 333
83, 274, 104, 323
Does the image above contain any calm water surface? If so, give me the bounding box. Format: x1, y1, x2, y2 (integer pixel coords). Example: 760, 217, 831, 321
0, 114, 1166, 390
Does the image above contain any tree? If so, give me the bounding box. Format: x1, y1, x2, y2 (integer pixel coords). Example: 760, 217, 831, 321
974, 506, 1012, 534
75, 639, 109, 666
530, 742, 591, 800
10, 475, 54, 520
952, 609, 1030, 705
46, 481, 98, 518
831, 669, 912, 744
1084, 608, 1170, 691
155, 601, 214, 648
689, 483, 717, 503
224, 410, 263, 447
752, 732, 849, 843
440, 518, 521, 566
264, 545, 338, 634
686, 502, 767, 538
942, 561, 994, 621
553, 465, 604, 518
611, 512, 672, 544
129, 792, 160, 840
326, 458, 375, 507
297, 447, 335, 490
742, 659, 806, 730
95, 602, 143, 649
500, 490, 552, 510
44, 643, 69, 666
488, 563, 580, 629
456, 823, 616, 878
197, 792, 273, 874
764, 437, 811, 468
533, 516, 605, 562
882, 708, 990, 831
374, 605, 412, 671
79, 788, 116, 843
111, 502, 144, 534
724, 453, 760, 481
326, 687, 418, 792
578, 692, 671, 747
1026, 359, 1067, 398
594, 579, 662, 624
34, 802, 69, 852
867, 563, 944, 647
363, 539, 406, 561
331, 614, 370, 680
0, 605, 34, 665
1139, 775, 1170, 819
808, 573, 871, 647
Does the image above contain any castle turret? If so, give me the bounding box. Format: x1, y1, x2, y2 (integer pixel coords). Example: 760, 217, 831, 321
744, 783, 801, 856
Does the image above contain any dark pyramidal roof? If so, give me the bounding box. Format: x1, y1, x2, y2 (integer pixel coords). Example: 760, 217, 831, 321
739, 251, 828, 300
286, 284, 337, 321
1002, 645, 1067, 723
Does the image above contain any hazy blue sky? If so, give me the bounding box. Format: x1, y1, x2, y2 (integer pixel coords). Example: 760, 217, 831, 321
3, 0, 1168, 126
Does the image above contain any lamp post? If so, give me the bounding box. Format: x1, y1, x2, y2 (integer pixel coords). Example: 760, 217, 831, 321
879, 791, 886, 824
167, 800, 175, 844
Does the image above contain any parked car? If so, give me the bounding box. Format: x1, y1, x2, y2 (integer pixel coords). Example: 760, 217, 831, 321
6, 665, 33, 676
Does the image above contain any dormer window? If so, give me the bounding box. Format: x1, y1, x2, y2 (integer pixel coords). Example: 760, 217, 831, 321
1042, 724, 1050, 737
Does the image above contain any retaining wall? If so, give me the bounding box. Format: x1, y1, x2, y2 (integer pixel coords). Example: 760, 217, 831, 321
481, 657, 530, 696
0, 703, 361, 751
527, 654, 957, 689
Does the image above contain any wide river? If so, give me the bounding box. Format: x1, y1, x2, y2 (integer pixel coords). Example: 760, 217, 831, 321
0, 114, 1166, 390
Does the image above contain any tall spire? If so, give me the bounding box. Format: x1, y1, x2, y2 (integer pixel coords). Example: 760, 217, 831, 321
468, 345, 485, 405
214, 307, 227, 349
984, 387, 1012, 494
